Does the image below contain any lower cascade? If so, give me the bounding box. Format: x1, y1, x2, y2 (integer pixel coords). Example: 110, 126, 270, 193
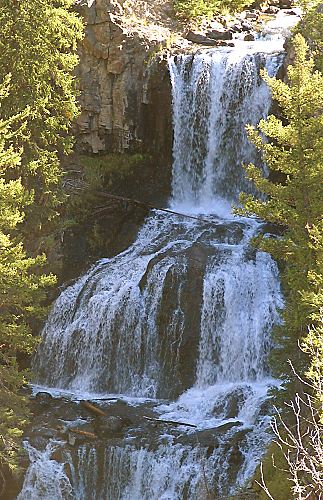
19, 42, 285, 499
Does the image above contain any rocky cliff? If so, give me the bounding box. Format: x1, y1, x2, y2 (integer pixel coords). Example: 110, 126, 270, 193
60, 1, 298, 282
56, 1, 183, 280
74, 0, 177, 160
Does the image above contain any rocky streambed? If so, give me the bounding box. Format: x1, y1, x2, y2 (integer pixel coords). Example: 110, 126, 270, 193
16, 386, 271, 499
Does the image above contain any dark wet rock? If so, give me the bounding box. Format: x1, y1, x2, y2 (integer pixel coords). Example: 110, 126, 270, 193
51, 448, 66, 463
27, 434, 54, 450
214, 421, 243, 433
185, 31, 218, 46
176, 421, 243, 448
243, 246, 258, 262
94, 416, 128, 436
226, 428, 250, 448
26, 394, 249, 453
34, 391, 53, 405
241, 21, 253, 31
265, 5, 280, 13
245, 11, 259, 20
206, 29, 233, 41
244, 33, 255, 41
230, 23, 243, 32
229, 442, 242, 464
279, 0, 293, 7
224, 428, 251, 485
210, 386, 250, 420
259, 222, 284, 236
226, 388, 247, 419
258, 398, 272, 417
211, 399, 227, 417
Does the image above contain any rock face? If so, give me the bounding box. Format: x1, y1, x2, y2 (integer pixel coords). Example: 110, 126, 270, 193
54, 1, 176, 281
74, 0, 173, 161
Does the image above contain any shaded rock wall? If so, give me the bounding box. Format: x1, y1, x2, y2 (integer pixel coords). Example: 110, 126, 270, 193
54, 1, 176, 282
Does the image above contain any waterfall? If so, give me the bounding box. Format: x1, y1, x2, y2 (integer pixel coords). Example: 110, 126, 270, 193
169, 48, 282, 212
21, 42, 285, 499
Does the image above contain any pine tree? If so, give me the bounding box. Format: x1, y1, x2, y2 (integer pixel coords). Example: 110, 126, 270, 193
0, 77, 55, 473
296, 0, 323, 73
239, 34, 323, 389
0, 0, 83, 475
0, 0, 83, 254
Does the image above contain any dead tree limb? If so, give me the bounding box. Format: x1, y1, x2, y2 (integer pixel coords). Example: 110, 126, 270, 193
143, 416, 197, 428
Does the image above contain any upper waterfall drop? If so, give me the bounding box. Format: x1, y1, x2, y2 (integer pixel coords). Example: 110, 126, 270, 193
169, 48, 283, 215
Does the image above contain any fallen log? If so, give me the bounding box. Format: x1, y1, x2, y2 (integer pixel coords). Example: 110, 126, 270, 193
80, 400, 106, 417
71, 185, 213, 225
143, 416, 197, 428
76, 397, 119, 402
69, 428, 97, 440
91, 397, 120, 402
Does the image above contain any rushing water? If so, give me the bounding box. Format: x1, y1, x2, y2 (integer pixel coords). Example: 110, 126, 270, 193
19, 42, 285, 499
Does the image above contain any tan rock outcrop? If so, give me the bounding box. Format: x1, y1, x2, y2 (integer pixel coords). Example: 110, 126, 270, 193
74, 0, 178, 155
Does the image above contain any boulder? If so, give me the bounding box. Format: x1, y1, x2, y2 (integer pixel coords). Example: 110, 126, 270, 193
244, 33, 255, 41
241, 21, 253, 31
279, 0, 293, 7
206, 29, 233, 40
94, 415, 128, 436
230, 23, 243, 32
208, 20, 225, 30
34, 391, 53, 405
185, 31, 217, 45
245, 11, 259, 20
265, 5, 280, 13
175, 421, 242, 448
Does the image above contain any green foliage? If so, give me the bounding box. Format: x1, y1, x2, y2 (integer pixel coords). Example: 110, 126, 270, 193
252, 443, 291, 499
238, 34, 323, 385
296, 1, 323, 73
80, 153, 148, 190
0, 2, 83, 468
0, 79, 55, 472
173, 0, 253, 19
0, 0, 83, 250
174, 0, 218, 19
64, 153, 150, 257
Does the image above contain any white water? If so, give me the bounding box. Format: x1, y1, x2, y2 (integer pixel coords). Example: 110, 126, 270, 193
169, 48, 282, 213
20, 40, 285, 500
17, 442, 73, 500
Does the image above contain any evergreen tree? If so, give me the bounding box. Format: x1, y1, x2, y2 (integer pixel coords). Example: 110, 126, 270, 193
239, 34, 323, 391
0, 77, 55, 473
296, 0, 323, 73
174, 0, 253, 19
0, 0, 83, 254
